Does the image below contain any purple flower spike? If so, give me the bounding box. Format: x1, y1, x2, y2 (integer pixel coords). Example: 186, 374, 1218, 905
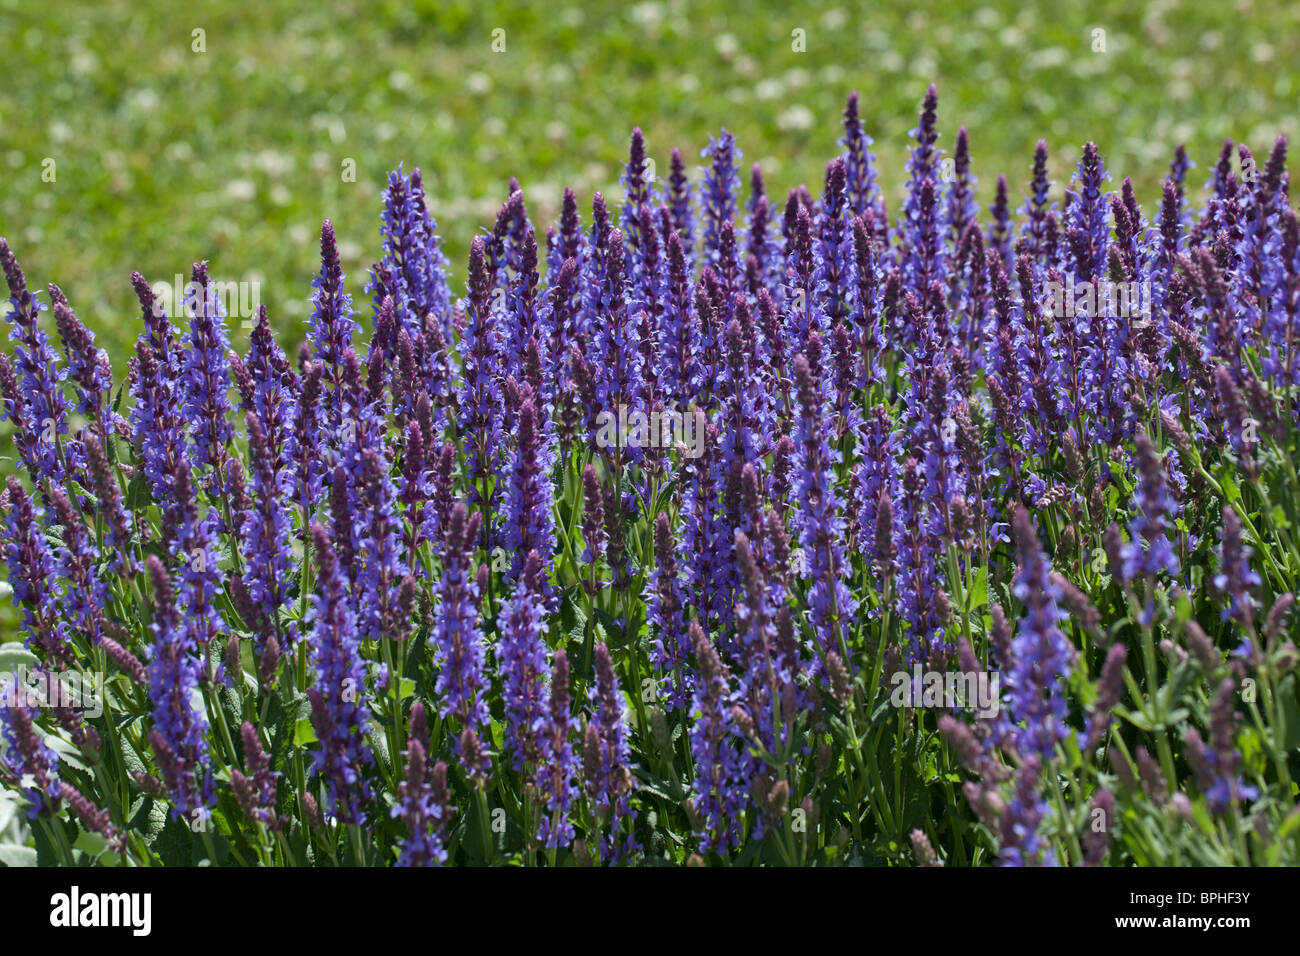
393, 734, 453, 866
232, 721, 280, 831
701, 129, 741, 269
646, 510, 692, 708
432, 503, 491, 741
840, 91, 881, 220
374, 165, 452, 343
1185, 679, 1260, 813
49, 283, 113, 440
2, 476, 71, 665
497, 550, 550, 771
1000, 507, 1076, 761
688, 622, 751, 855
535, 648, 577, 850
503, 384, 556, 587
180, 262, 234, 480
459, 237, 505, 549
240, 411, 295, 641
584, 641, 638, 863
129, 275, 189, 512
0, 677, 62, 819
1121, 432, 1181, 583
1214, 506, 1261, 628
0, 239, 72, 485
305, 524, 373, 824
791, 341, 856, 662
309, 220, 357, 431
144, 555, 212, 820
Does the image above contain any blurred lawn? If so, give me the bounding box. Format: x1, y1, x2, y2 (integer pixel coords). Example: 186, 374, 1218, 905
0, 0, 1298, 366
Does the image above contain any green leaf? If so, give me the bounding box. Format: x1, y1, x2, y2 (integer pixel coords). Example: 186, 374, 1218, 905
74, 829, 110, 858
156, 814, 195, 866
1238, 727, 1268, 778
125, 473, 152, 512
1158, 661, 1197, 714
127, 796, 168, 844
1114, 705, 1153, 732
966, 566, 989, 611
0, 644, 37, 671
631, 768, 685, 803
1219, 471, 1242, 505
270, 691, 310, 767
219, 683, 243, 732
1279, 805, 1300, 842
1277, 675, 1300, 750
0, 844, 38, 867
293, 717, 318, 747
42, 732, 90, 773
369, 726, 391, 773
1270, 504, 1290, 531
120, 732, 148, 783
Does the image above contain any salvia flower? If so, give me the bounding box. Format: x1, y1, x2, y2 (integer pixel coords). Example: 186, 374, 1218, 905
535, 648, 578, 849
180, 262, 234, 478
1213, 506, 1260, 628
1185, 678, 1260, 813
700, 129, 741, 269
646, 510, 692, 708
1084, 643, 1128, 750
840, 91, 881, 220
791, 341, 856, 664
49, 283, 113, 439
167, 460, 225, 650
84, 432, 134, 571
305, 524, 373, 824
2, 476, 71, 664
374, 166, 452, 342
241, 306, 296, 473
1, 240, 71, 484
497, 550, 550, 771
1, 110, 1297, 869
1001, 507, 1076, 761
129, 277, 190, 512
309, 220, 357, 435
502, 384, 556, 588
47, 484, 108, 647
231, 721, 280, 831
240, 411, 296, 641
145, 556, 212, 820
354, 445, 406, 642
392, 702, 454, 866
1121, 432, 1181, 583
998, 756, 1056, 867
0, 679, 61, 819
458, 237, 506, 548
432, 503, 491, 741
688, 622, 751, 855
583, 641, 637, 863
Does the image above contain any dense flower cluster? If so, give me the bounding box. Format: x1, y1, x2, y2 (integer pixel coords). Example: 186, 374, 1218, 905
1, 86, 1298, 867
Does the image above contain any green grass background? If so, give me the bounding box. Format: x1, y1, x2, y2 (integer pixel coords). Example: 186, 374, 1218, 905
0, 0, 1297, 364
